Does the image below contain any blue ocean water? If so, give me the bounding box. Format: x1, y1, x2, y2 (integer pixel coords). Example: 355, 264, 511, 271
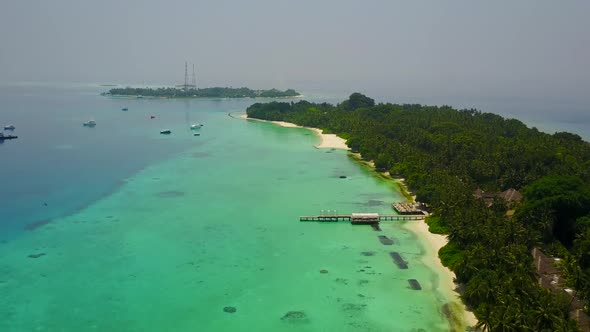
0, 83, 586, 331
0, 84, 334, 241
1, 84, 463, 331
2, 84, 586, 243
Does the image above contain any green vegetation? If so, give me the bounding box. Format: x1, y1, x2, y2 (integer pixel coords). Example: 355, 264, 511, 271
395, 181, 413, 201
247, 94, 590, 331
438, 241, 463, 270
425, 215, 448, 234
102, 87, 300, 98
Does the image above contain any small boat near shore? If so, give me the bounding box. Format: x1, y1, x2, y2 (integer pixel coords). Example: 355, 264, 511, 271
83, 120, 96, 127
190, 123, 203, 130
0, 133, 17, 140
3, 124, 15, 130
160, 129, 171, 134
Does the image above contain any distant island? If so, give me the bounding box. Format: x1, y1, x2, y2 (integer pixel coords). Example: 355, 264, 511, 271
102, 87, 301, 98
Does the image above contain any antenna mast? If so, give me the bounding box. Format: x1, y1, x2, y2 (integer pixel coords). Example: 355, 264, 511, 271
184, 62, 189, 90
176, 61, 196, 90
192, 64, 196, 89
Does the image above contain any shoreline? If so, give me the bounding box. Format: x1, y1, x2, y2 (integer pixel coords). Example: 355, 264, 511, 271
350, 151, 478, 329
240, 113, 477, 329
240, 114, 349, 150
404, 220, 478, 329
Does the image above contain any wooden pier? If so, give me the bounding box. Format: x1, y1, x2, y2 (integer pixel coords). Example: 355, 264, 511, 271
299, 215, 350, 222
300, 213, 425, 224
392, 202, 425, 215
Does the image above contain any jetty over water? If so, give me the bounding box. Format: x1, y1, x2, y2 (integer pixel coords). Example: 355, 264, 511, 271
392, 202, 425, 215
300, 213, 425, 224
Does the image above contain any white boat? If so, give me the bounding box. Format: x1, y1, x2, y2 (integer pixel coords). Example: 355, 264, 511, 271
83, 120, 96, 127
160, 129, 171, 134
4, 124, 15, 130
190, 123, 203, 130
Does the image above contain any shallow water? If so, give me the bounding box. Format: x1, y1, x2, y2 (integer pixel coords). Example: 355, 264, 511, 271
0, 86, 453, 331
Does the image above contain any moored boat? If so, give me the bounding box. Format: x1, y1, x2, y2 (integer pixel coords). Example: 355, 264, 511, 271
121, 107, 128, 111
160, 129, 171, 134
83, 120, 96, 127
3, 124, 15, 130
0, 132, 17, 140
190, 123, 203, 130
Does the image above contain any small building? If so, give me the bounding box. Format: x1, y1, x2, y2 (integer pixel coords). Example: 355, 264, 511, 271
532, 247, 590, 331
351, 213, 379, 224
499, 188, 523, 205
474, 188, 522, 207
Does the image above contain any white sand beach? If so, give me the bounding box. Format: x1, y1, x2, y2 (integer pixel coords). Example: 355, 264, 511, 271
240, 114, 350, 150
309, 128, 350, 150
405, 220, 479, 328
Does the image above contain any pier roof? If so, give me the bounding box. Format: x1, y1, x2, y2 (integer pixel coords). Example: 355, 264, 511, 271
351, 213, 379, 218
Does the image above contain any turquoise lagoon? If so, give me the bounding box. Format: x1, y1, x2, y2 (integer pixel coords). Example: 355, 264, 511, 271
0, 85, 456, 331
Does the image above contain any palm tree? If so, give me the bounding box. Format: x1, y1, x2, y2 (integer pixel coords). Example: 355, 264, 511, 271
474, 303, 493, 332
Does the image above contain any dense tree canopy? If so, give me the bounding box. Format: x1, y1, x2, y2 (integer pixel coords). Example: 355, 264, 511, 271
339, 92, 375, 110
517, 176, 590, 246
247, 93, 590, 331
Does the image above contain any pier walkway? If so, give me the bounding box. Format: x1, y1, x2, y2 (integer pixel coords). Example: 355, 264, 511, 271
300, 212, 425, 224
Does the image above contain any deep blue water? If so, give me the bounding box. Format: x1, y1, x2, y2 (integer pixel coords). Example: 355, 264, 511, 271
0, 84, 310, 241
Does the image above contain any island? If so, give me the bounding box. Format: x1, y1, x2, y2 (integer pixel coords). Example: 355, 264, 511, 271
247, 93, 590, 331
102, 87, 301, 98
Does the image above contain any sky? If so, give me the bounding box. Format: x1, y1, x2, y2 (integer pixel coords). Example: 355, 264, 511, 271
1, 0, 589, 104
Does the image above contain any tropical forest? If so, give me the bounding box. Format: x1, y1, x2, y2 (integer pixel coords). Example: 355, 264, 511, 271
247, 93, 590, 331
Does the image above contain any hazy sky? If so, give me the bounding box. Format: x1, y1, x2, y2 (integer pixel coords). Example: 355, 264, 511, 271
1, 0, 589, 101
